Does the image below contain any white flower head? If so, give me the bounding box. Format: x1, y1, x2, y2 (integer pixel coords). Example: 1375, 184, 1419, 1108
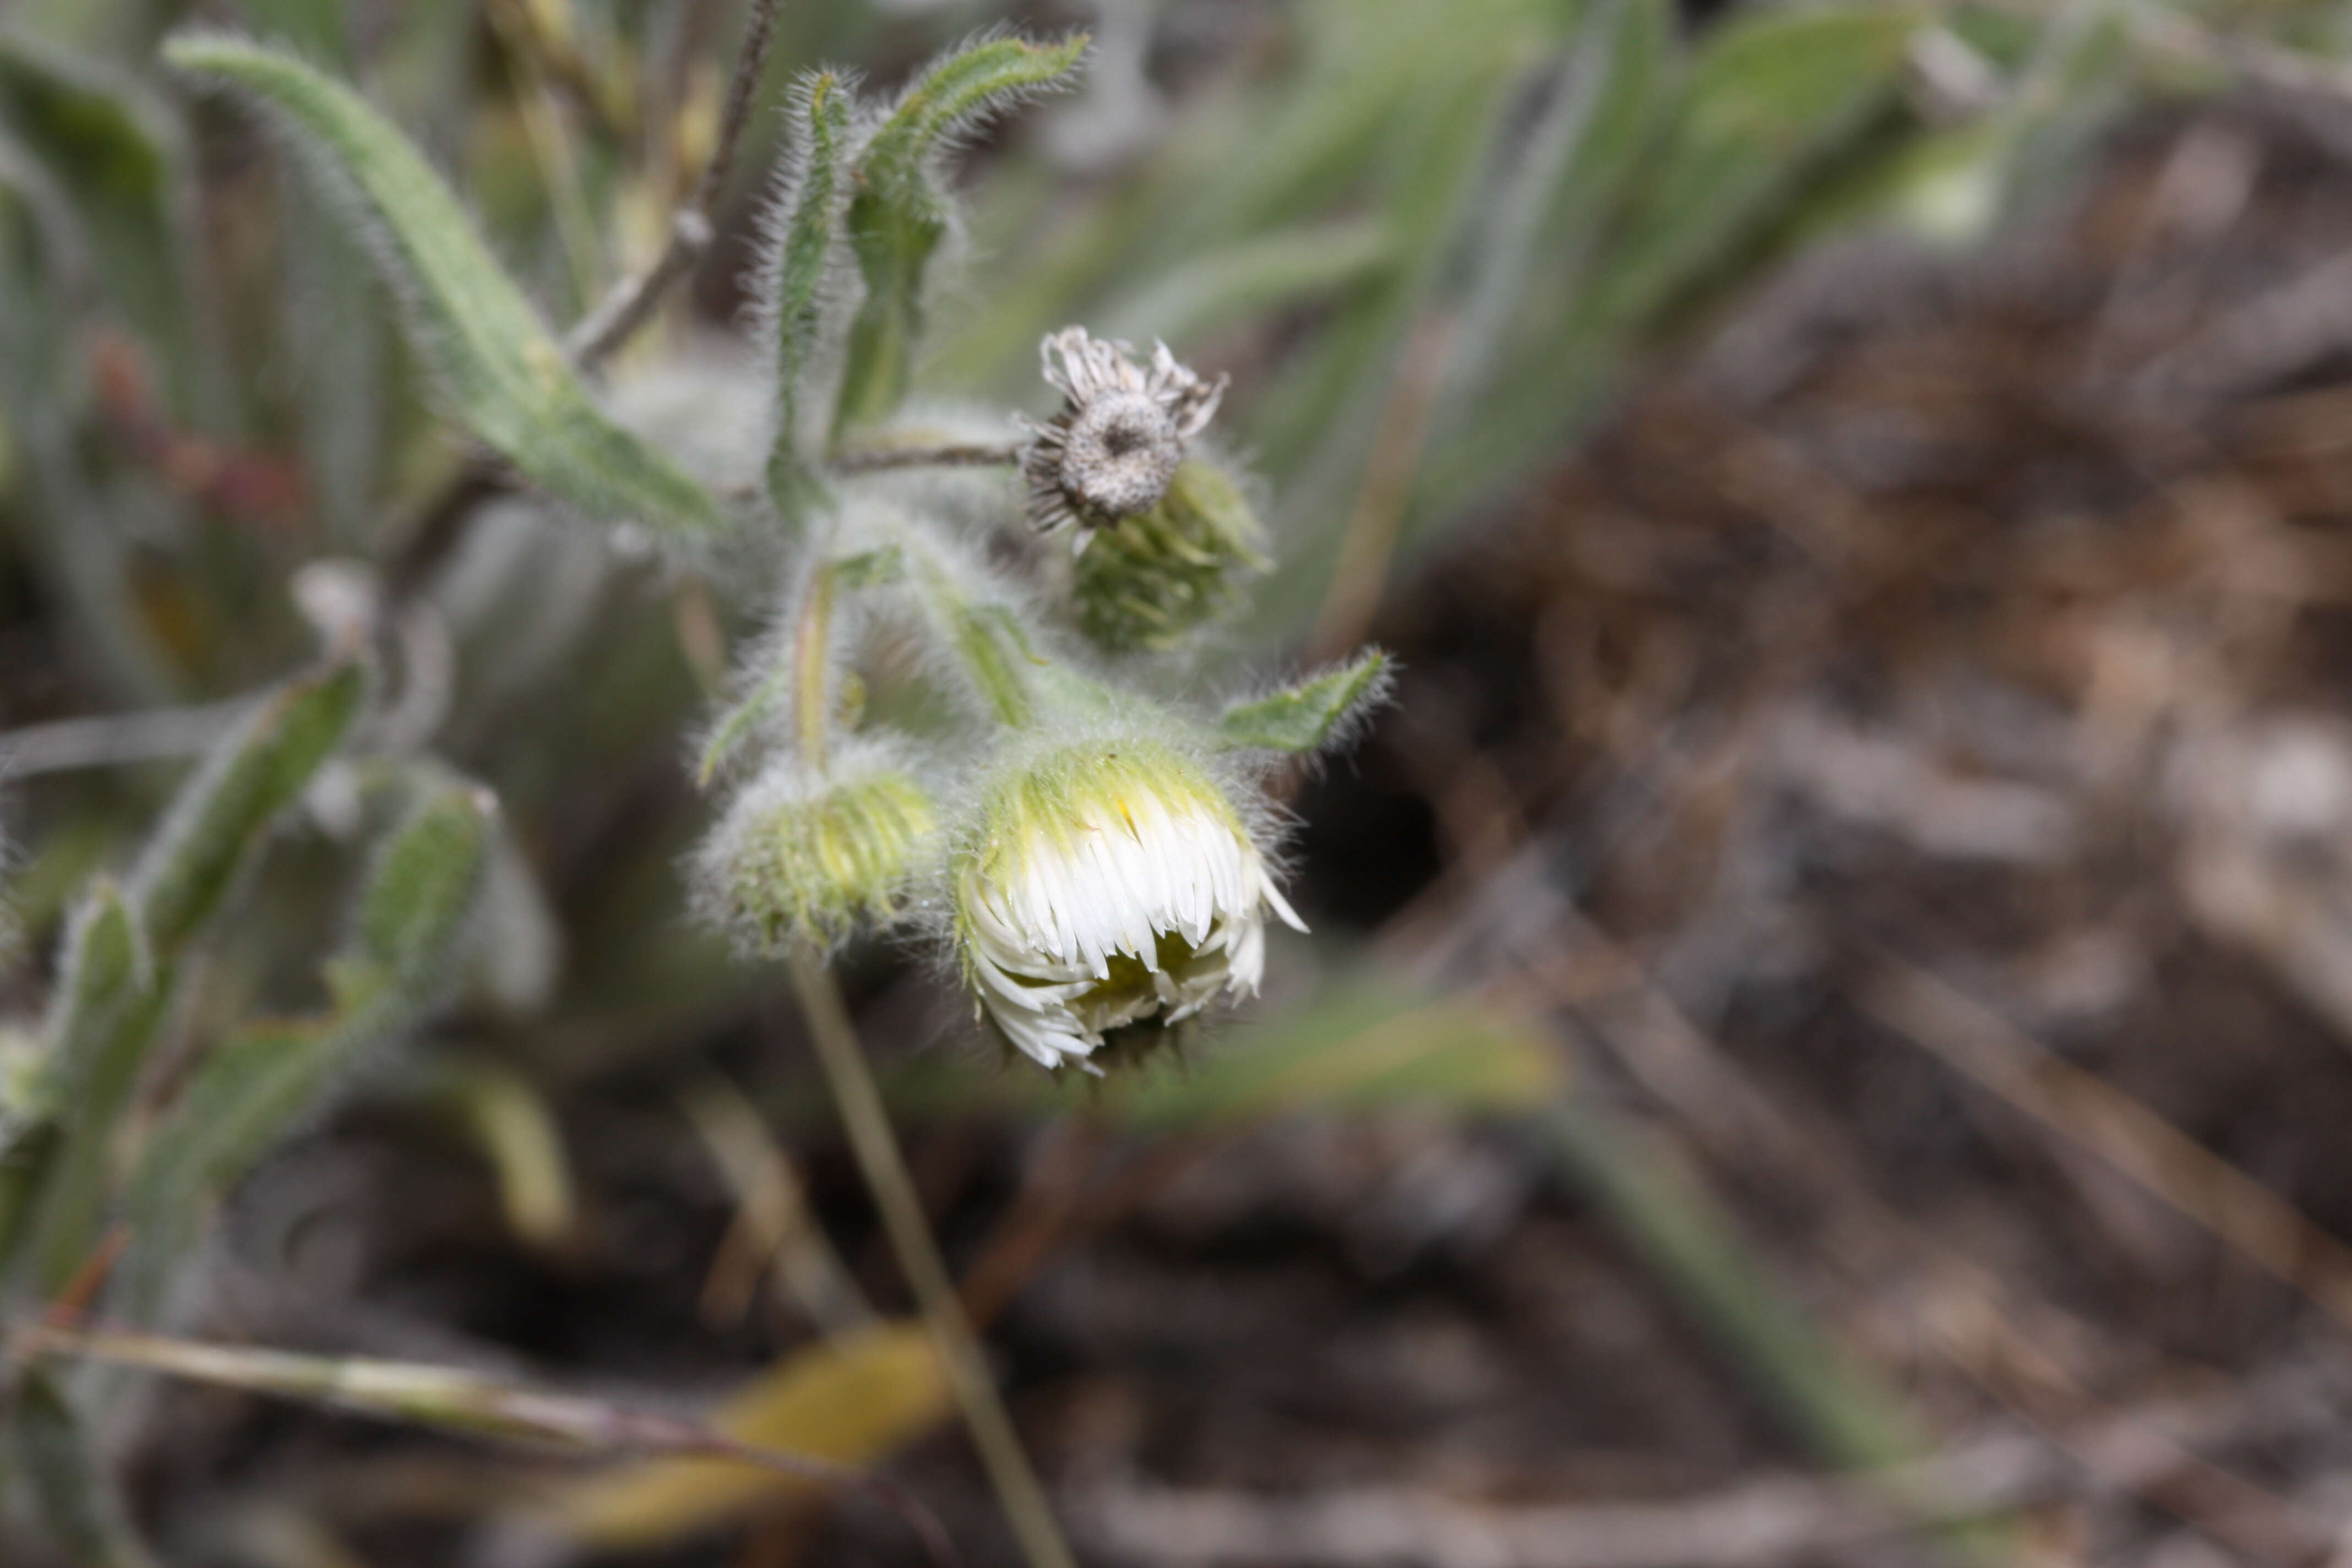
1020, 327, 1227, 546
953, 739, 1304, 1071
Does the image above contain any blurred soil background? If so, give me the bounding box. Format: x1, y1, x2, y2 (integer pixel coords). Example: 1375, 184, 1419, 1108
20, 1, 2352, 1566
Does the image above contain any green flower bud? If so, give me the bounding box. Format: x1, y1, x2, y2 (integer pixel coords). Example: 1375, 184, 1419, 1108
1071, 456, 1270, 652
700, 762, 939, 952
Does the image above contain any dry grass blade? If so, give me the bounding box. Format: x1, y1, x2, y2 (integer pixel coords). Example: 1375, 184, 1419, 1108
17, 1324, 959, 1568
1862, 959, 2352, 1331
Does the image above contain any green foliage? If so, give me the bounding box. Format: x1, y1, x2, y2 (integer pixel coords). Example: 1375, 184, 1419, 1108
1217, 650, 1393, 754
764, 70, 851, 521
0, 32, 197, 415
121, 772, 495, 1319
830, 34, 1086, 436
0, 3, 2265, 1559
129, 659, 365, 952
337, 775, 498, 1009
162, 33, 726, 541
15, 662, 364, 1288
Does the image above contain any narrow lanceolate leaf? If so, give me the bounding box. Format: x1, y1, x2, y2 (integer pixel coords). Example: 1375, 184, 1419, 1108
830, 34, 1087, 437
44, 883, 144, 1090
16, 884, 172, 1288
763, 71, 851, 521
161, 34, 725, 540
14, 1368, 158, 1568
1216, 650, 1393, 754
23, 1327, 951, 1559
20, 664, 364, 1289
0, 34, 199, 417
341, 776, 499, 1008
121, 776, 494, 1319
130, 658, 366, 954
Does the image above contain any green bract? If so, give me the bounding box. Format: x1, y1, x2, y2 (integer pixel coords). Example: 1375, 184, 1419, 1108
1071, 457, 1270, 652
705, 765, 940, 952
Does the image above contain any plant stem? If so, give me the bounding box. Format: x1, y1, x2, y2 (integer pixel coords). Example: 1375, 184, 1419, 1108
783, 946, 1077, 1568
794, 562, 837, 772
568, 0, 787, 371
830, 441, 1024, 475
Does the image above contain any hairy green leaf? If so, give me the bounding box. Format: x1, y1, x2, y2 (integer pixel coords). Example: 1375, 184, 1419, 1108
130, 658, 366, 954
831, 34, 1086, 436
21, 662, 362, 1288
1216, 650, 1392, 754
121, 775, 494, 1319
162, 33, 725, 540
763, 70, 851, 521
344, 776, 498, 1005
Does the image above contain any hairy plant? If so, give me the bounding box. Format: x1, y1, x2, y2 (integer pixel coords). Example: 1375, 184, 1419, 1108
0, 0, 2224, 1560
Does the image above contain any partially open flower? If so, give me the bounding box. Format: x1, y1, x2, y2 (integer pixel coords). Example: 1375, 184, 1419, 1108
953, 739, 1304, 1070
1020, 328, 1227, 544
699, 759, 939, 953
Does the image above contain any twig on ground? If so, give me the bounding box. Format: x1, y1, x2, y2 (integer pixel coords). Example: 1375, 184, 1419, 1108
16, 1321, 961, 1568
829, 442, 1026, 475
1862, 958, 2352, 1331
1068, 1367, 2344, 1568
567, 0, 787, 372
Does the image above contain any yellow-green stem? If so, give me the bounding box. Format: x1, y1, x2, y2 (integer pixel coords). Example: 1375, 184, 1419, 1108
783, 946, 1076, 1568
794, 564, 837, 772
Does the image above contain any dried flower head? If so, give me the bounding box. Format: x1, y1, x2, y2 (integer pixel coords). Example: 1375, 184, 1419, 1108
699, 759, 939, 952
1021, 328, 1227, 545
952, 739, 1304, 1071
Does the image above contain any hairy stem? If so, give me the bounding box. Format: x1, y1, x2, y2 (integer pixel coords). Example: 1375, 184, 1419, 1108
784, 946, 1076, 1568
829, 441, 1024, 475
794, 562, 837, 772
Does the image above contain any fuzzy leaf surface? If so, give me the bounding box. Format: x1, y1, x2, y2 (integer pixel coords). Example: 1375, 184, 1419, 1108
764, 70, 850, 519
830, 34, 1086, 435
128, 658, 365, 953
1216, 650, 1392, 754
121, 775, 494, 1317
162, 34, 725, 540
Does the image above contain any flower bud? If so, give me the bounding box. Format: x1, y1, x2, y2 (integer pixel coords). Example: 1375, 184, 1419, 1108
1020, 328, 1226, 540
1071, 455, 1270, 652
699, 761, 939, 952
952, 739, 1304, 1071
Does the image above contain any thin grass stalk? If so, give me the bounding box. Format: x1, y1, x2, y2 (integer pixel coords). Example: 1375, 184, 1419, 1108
783, 944, 1077, 1568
